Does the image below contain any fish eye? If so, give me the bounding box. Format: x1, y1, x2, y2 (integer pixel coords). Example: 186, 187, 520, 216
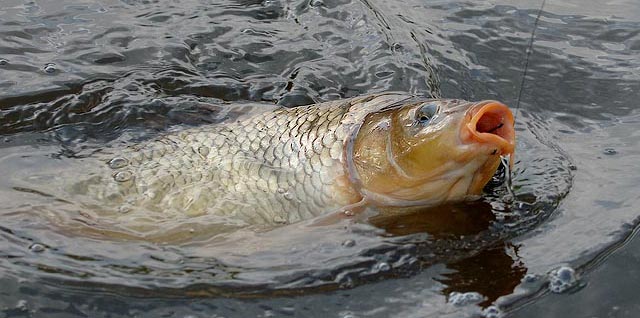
416, 103, 439, 124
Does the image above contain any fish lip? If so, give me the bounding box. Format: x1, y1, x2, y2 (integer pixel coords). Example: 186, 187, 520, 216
462, 100, 516, 156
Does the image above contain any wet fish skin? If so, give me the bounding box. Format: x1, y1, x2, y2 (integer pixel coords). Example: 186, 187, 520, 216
93, 94, 403, 225
80, 92, 514, 228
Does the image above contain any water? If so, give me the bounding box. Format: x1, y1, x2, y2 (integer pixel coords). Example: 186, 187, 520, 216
0, 0, 638, 317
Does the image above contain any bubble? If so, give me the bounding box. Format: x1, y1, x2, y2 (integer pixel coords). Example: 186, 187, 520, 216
376, 262, 390, 272
448, 291, 484, 306
273, 215, 287, 224
108, 157, 129, 169
548, 265, 578, 293
277, 188, 286, 194
283, 192, 294, 200
197, 146, 209, 157
343, 210, 354, 217
482, 305, 501, 318
44, 63, 56, 73
16, 299, 28, 311
118, 205, 131, 214
0, 58, 8, 65
123, 83, 139, 91
310, 0, 324, 6
114, 170, 133, 182
342, 239, 356, 247
501, 193, 514, 204
29, 243, 46, 253
339, 276, 354, 288
523, 273, 539, 283
144, 190, 156, 199
603, 148, 617, 155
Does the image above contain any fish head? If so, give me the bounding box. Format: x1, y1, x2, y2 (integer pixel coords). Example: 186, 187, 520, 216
351, 98, 515, 207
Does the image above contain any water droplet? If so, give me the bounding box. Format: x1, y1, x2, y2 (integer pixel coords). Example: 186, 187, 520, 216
448, 291, 484, 306
310, 0, 323, 6
342, 239, 356, 247
189, 228, 195, 233
108, 157, 129, 169
569, 164, 577, 171
603, 148, 617, 155
114, 170, 132, 182
343, 210, 354, 217
482, 305, 501, 318
0, 58, 8, 65
283, 192, 294, 200
273, 215, 287, 224
29, 243, 46, 253
197, 146, 209, 157
44, 63, 56, 73
277, 188, 286, 194
548, 265, 578, 293
376, 262, 390, 272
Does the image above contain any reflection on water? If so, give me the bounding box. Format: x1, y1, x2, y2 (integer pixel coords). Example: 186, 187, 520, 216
0, 0, 638, 317
440, 244, 526, 307
369, 202, 497, 238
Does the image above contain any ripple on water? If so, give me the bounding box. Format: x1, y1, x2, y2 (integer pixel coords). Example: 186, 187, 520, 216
0, 0, 578, 314
0, 112, 572, 297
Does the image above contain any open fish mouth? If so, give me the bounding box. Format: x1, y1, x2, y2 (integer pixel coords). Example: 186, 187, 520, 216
463, 101, 515, 155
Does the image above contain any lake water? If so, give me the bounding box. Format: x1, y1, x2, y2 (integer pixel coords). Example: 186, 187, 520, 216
0, 0, 638, 317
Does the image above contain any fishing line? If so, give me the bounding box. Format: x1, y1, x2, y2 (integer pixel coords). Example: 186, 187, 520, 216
502, 0, 546, 198
506, 0, 577, 202
513, 0, 546, 120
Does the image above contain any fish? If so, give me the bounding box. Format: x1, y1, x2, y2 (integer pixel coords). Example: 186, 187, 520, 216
71, 92, 515, 229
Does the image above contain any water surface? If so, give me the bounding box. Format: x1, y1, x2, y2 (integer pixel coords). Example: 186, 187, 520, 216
0, 0, 638, 317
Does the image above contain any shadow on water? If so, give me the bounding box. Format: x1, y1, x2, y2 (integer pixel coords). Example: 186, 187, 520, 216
371, 201, 528, 307
440, 244, 527, 307
369, 202, 497, 238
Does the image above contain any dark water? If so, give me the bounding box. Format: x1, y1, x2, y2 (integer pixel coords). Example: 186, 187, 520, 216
0, 0, 638, 317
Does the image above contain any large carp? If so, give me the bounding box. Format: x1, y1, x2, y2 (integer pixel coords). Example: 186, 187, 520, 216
60, 92, 515, 231
69, 93, 515, 224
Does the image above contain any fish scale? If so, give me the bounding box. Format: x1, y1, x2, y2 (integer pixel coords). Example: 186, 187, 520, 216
45, 92, 517, 236
89, 95, 397, 225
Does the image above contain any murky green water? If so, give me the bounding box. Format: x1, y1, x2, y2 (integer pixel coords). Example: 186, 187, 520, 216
0, 0, 638, 317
